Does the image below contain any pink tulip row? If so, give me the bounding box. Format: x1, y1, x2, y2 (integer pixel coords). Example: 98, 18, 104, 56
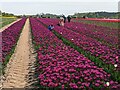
37, 18, 120, 69
65, 22, 118, 47
39, 18, 118, 47
1, 18, 26, 62
30, 18, 119, 89
74, 18, 120, 22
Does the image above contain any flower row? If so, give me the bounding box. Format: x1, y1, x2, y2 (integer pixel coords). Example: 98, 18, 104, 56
30, 18, 119, 89
65, 21, 118, 47
74, 18, 120, 23
37, 18, 120, 69
2, 18, 26, 62
40, 18, 118, 47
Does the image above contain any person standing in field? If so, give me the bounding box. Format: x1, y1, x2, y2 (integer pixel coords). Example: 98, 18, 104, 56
58, 17, 64, 26
63, 15, 66, 23
83, 16, 86, 19
67, 15, 71, 22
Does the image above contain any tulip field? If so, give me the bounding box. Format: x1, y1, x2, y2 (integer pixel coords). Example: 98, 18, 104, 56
30, 18, 120, 89
1, 17, 120, 89
1, 18, 26, 64
72, 18, 119, 29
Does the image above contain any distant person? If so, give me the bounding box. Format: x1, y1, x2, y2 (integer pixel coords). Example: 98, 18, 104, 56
83, 16, 86, 19
67, 16, 71, 22
57, 17, 64, 26
63, 15, 66, 23
48, 25, 54, 31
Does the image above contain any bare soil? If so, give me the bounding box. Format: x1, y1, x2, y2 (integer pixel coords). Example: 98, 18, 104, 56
2, 19, 37, 88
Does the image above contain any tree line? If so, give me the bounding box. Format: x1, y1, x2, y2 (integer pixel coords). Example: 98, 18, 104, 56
0, 11, 119, 19
0, 11, 15, 17
72, 12, 119, 19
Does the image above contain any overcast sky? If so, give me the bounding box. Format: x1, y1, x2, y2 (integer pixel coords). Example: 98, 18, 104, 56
0, 0, 119, 16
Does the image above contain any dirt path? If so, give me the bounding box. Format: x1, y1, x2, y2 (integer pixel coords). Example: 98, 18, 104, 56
0, 19, 21, 32
2, 18, 37, 88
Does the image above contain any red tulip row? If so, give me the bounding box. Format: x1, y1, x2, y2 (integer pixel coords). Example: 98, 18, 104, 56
1, 18, 26, 62
65, 22, 118, 47
39, 18, 118, 47
37, 18, 120, 68
74, 18, 120, 22
29, 18, 119, 89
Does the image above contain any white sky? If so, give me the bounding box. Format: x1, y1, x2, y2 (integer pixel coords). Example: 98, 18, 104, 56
0, 0, 119, 2
0, 0, 119, 16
